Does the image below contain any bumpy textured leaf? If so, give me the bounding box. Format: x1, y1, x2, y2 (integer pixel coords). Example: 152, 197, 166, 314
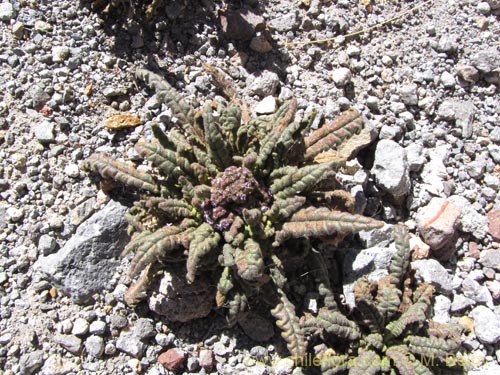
226, 292, 248, 326
124, 263, 157, 307
255, 99, 298, 170
146, 197, 194, 221
275, 207, 384, 244
266, 196, 306, 222
304, 108, 363, 160
320, 354, 350, 375
375, 283, 401, 322
186, 223, 221, 283
405, 335, 460, 359
82, 153, 159, 193
304, 310, 361, 340
386, 284, 434, 337
310, 250, 337, 309
136, 68, 193, 125
124, 226, 189, 276
386, 346, 416, 375
216, 266, 234, 307
364, 333, 384, 351
202, 105, 232, 169
389, 225, 411, 286
271, 290, 307, 358
235, 238, 265, 282
270, 163, 334, 200
348, 350, 381, 375
135, 139, 193, 179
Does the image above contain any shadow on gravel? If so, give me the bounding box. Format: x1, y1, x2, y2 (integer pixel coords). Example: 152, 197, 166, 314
79, 0, 291, 83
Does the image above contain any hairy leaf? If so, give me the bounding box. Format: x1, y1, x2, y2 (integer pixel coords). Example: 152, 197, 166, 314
186, 223, 221, 283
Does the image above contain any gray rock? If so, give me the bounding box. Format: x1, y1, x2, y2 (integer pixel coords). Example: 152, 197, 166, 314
330, 67, 352, 87
462, 278, 492, 305
187, 357, 200, 372
456, 64, 479, 84
412, 259, 453, 294
155, 332, 175, 346
466, 159, 486, 179
246, 70, 280, 97
88, 320, 106, 335
85, 335, 104, 358
436, 99, 475, 138
269, 12, 300, 32
7, 206, 24, 222
479, 250, 500, 271
432, 295, 451, 323
371, 139, 410, 201
254, 96, 276, 115
41, 354, 77, 375
116, 332, 146, 358
133, 318, 155, 341
34, 200, 129, 304
440, 71, 456, 88
405, 143, 426, 172
38, 234, 57, 255
470, 306, 500, 344
358, 224, 394, 248
468, 362, 500, 375
471, 50, 500, 73
451, 294, 475, 312
488, 144, 500, 163
343, 246, 396, 307
72, 318, 89, 336
19, 350, 44, 375
448, 195, 488, 240
0, 2, 16, 21
33, 120, 56, 144
149, 268, 214, 322
435, 35, 459, 54
52, 46, 70, 63
220, 9, 265, 41
53, 334, 82, 355
399, 83, 418, 106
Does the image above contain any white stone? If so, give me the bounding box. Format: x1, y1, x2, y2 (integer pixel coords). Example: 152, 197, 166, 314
254, 96, 276, 115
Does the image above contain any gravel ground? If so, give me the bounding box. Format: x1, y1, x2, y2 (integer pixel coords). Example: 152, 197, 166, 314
0, 0, 499, 374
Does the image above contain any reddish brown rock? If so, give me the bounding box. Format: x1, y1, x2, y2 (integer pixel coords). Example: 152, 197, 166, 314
416, 197, 461, 259
199, 349, 214, 371
220, 9, 265, 41
468, 242, 480, 259
158, 348, 186, 371
487, 209, 500, 240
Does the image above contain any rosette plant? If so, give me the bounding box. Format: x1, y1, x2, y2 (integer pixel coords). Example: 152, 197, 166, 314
83, 67, 383, 357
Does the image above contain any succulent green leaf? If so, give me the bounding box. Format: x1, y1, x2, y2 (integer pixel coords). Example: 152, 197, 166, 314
304, 107, 363, 161
271, 290, 307, 358
235, 238, 265, 282
348, 350, 381, 375
270, 163, 335, 200
275, 207, 384, 245
304, 310, 361, 340
136, 68, 193, 125
202, 105, 232, 169
386, 346, 417, 375
186, 223, 221, 283
389, 224, 411, 286
135, 139, 193, 179
319, 354, 350, 375
124, 226, 189, 276
386, 284, 434, 337
405, 335, 460, 359
216, 266, 234, 307
82, 153, 159, 194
